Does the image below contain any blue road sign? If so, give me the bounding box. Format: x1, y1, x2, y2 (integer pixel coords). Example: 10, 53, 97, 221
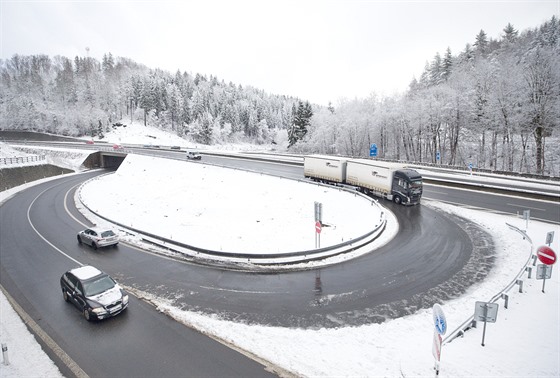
370, 143, 378, 157
433, 304, 447, 335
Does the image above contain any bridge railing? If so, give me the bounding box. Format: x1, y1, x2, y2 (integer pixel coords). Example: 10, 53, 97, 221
0, 155, 46, 166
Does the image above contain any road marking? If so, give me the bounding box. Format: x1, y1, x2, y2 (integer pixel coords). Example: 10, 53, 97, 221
28, 184, 82, 265
424, 189, 449, 195
424, 182, 560, 203
506, 203, 546, 211
64, 182, 90, 228
199, 285, 287, 294
0, 285, 89, 378
422, 198, 559, 225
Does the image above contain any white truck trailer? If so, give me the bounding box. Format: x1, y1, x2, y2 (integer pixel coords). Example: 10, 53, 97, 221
304, 155, 422, 205
303, 155, 347, 183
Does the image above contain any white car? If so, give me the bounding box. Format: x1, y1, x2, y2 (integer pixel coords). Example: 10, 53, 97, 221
77, 227, 119, 249
186, 150, 201, 160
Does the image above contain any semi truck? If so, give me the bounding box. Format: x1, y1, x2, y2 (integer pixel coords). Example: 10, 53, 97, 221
303, 155, 423, 205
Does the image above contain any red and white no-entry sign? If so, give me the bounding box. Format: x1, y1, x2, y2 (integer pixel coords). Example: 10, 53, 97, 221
315, 221, 322, 234
537, 246, 557, 266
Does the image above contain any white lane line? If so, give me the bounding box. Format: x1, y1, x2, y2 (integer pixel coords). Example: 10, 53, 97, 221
64, 182, 90, 228
507, 203, 547, 211
28, 184, 82, 266
199, 285, 287, 294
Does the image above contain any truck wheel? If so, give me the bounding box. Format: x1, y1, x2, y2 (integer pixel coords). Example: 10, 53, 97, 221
393, 195, 402, 205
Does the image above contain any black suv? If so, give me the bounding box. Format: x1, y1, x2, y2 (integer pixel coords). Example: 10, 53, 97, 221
60, 265, 129, 321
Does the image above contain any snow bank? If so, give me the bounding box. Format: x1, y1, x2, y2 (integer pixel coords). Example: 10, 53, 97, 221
79, 153, 387, 254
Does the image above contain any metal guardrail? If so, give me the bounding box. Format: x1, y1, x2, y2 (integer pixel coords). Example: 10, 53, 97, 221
443, 222, 534, 344
0, 155, 45, 165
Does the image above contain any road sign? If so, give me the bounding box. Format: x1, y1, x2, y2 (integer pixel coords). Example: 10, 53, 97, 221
370, 143, 378, 157
315, 221, 322, 234
474, 301, 499, 347
537, 245, 557, 265
537, 264, 553, 293
474, 302, 499, 323
432, 332, 442, 362
432, 304, 447, 335
436, 151, 440, 161
314, 202, 322, 222
537, 264, 553, 280
546, 231, 555, 246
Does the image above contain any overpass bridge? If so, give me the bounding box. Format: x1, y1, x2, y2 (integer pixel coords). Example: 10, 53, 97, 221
82, 150, 127, 169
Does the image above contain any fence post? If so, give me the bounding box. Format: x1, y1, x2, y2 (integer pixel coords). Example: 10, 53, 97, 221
1, 343, 9, 365
501, 293, 509, 309
516, 279, 523, 293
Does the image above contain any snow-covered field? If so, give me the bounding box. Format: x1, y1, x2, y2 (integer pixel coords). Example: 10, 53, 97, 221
79, 154, 390, 258
1, 124, 559, 377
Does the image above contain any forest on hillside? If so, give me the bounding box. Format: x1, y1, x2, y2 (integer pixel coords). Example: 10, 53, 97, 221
1, 17, 558, 175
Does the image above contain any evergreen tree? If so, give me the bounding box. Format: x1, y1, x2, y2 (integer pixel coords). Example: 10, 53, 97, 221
474, 30, 489, 56
288, 103, 298, 148
97, 120, 104, 139
429, 52, 442, 85
289, 100, 313, 148
502, 23, 518, 44
419, 61, 431, 88
441, 47, 453, 82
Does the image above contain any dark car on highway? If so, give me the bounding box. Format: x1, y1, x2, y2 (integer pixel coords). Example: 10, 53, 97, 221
60, 265, 129, 321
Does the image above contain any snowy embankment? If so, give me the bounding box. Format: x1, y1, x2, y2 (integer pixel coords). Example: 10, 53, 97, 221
0, 142, 90, 172
78, 154, 392, 262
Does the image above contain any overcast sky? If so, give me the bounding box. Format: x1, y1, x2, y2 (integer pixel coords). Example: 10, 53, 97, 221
1, 1, 558, 105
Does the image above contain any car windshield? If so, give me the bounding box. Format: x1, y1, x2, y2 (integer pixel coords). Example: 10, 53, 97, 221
83, 275, 116, 297
101, 230, 115, 238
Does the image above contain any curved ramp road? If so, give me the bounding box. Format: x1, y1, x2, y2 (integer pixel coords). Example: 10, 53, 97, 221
0, 172, 277, 378
2, 157, 518, 376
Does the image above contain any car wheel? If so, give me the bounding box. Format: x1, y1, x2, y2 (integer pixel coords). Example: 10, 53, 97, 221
62, 289, 69, 302
92, 242, 98, 250
83, 308, 91, 321
77, 235, 82, 244
393, 195, 402, 205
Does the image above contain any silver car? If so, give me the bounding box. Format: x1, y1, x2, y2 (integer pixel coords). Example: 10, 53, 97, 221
77, 227, 119, 249
186, 150, 201, 160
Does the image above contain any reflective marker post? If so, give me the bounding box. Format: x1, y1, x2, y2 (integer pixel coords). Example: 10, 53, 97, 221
1, 343, 9, 366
